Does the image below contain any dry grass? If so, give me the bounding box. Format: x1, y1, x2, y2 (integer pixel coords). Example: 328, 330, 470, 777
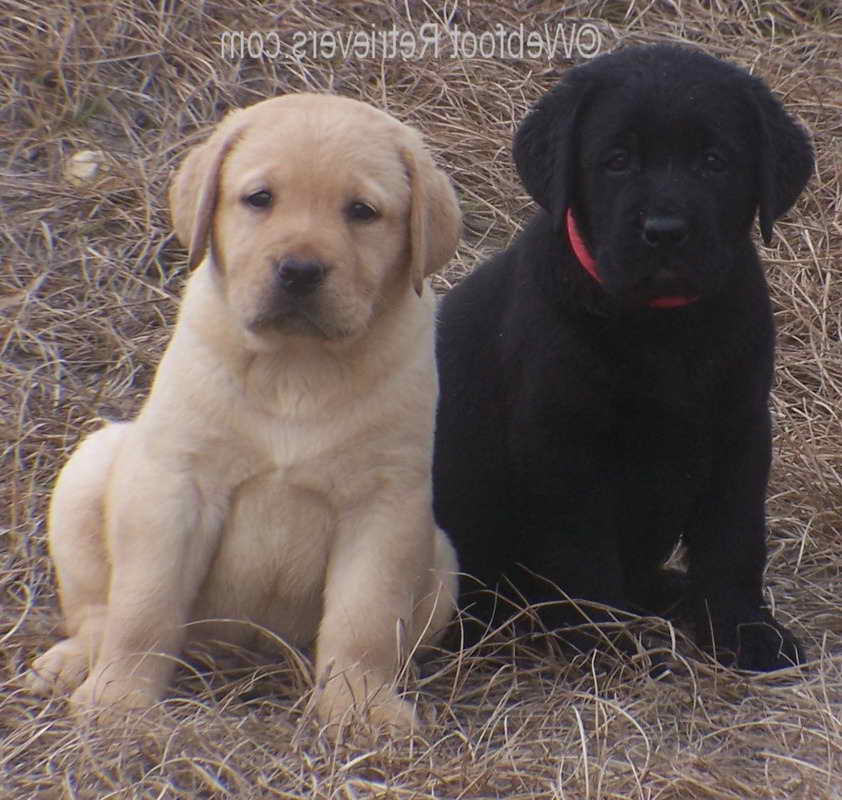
2, 0, 842, 797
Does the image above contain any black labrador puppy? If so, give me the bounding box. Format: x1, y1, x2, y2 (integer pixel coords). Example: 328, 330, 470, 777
433, 44, 813, 671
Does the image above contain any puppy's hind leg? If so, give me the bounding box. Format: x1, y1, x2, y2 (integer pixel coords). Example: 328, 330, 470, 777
27, 424, 128, 695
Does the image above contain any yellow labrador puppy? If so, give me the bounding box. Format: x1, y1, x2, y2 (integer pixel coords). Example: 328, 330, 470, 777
27, 94, 461, 732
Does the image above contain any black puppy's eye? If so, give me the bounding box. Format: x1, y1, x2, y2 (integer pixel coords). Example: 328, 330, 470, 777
244, 190, 272, 208
604, 150, 630, 173
703, 152, 727, 173
347, 201, 379, 222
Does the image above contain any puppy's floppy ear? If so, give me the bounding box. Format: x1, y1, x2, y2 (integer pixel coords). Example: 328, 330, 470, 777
748, 79, 814, 245
169, 118, 244, 270
513, 73, 592, 234
401, 142, 461, 296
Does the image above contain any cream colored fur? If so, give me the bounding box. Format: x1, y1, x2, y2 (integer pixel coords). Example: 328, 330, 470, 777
27, 93, 461, 734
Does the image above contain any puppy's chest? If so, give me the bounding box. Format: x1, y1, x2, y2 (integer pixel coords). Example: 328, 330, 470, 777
619, 352, 728, 508
616, 387, 709, 451
230, 411, 387, 500
230, 374, 427, 506
614, 339, 715, 402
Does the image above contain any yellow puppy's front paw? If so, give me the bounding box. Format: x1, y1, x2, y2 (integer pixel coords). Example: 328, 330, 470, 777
366, 694, 419, 734
25, 639, 91, 696
70, 673, 159, 724
316, 683, 419, 740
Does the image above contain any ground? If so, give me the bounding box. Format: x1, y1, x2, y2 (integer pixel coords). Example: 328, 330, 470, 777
2, 1, 841, 798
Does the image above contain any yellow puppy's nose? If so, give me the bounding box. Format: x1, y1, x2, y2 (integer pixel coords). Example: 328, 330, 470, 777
277, 258, 327, 296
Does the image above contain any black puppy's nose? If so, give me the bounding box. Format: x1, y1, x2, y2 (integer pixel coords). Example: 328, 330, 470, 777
277, 258, 326, 296
642, 216, 689, 248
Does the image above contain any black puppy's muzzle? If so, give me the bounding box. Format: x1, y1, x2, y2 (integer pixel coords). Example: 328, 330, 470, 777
642, 215, 689, 249
277, 257, 327, 296
603, 213, 700, 305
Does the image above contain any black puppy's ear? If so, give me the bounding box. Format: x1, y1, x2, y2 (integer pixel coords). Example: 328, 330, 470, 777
513, 74, 591, 234
749, 79, 814, 245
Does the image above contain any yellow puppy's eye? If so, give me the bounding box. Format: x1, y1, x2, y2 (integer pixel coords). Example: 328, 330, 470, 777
244, 190, 272, 208
347, 201, 379, 222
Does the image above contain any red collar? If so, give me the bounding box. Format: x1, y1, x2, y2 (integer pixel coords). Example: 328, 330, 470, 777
566, 209, 697, 309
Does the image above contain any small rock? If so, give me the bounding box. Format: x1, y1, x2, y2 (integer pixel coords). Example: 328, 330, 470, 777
63, 149, 112, 186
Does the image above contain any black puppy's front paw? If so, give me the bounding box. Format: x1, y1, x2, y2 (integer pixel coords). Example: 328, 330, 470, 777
734, 613, 804, 672
700, 608, 804, 672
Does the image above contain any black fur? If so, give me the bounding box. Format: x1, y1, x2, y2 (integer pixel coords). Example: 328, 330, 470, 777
433, 45, 813, 671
